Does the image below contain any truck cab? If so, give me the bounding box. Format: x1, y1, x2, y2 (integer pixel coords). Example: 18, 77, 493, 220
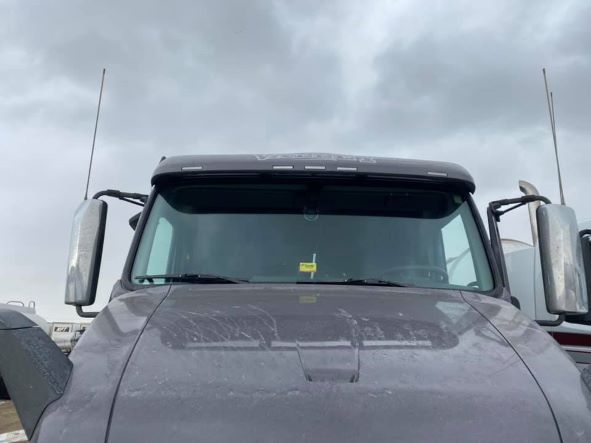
2, 154, 591, 442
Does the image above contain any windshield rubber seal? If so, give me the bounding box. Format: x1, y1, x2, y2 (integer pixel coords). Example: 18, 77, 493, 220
465, 195, 504, 298
121, 186, 159, 293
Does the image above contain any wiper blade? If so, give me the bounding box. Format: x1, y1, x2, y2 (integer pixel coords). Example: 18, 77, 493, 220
294, 278, 410, 287
134, 273, 248, 284
342, 278, 410, 287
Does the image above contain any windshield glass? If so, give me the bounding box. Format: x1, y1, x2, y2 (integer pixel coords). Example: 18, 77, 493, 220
131, 182, 493, 291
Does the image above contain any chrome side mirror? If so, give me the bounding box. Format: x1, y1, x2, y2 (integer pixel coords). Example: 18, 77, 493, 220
65, 200, 107, 307
537, 204, 588, 314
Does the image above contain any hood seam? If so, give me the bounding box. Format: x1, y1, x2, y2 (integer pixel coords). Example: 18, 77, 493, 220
103, 284, 173, 443
460, 291, 563, 443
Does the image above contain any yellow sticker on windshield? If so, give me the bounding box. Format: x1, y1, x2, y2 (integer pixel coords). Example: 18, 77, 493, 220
299, 262, 317, 273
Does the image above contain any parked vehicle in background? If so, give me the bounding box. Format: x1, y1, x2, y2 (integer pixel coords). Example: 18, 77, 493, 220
1, 154, 591, 442
503, 181, 591, 368
50, 322, 90, 354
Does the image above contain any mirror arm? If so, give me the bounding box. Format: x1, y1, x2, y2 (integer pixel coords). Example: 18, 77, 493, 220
92, 189, 148, 207
76, 305, 99, 319
489, 195, 552, 220
487, 194, 552, 291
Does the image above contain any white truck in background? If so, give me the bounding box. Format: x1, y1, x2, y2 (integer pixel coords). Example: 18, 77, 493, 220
503, 181, 591, 368
50, 322, 90, 353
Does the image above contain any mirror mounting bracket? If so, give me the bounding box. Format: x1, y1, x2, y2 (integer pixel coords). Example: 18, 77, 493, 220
487, 195, 552, 293
489, 195, 551, 221
76, 305, 99, 319
536, 315, 565, 327
92, 189, 148, 207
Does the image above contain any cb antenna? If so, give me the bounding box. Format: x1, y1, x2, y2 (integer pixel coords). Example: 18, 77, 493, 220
84, 68, 106, 200
542, 68, 565, 205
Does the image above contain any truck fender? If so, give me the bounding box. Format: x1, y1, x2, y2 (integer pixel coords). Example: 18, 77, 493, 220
0, 309, 72, 439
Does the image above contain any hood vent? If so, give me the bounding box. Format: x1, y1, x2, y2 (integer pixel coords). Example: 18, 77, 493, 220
295, 341, 360, 383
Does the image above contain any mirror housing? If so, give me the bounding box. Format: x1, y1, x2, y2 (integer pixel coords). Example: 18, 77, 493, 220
537, 204, 588, 314
64, 199, 107, 307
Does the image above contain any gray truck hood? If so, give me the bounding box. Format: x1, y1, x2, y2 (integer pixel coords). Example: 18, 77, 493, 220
101, 285, 558, 442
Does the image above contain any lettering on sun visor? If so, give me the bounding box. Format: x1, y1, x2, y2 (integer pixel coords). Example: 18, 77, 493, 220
254, 153, 377, 163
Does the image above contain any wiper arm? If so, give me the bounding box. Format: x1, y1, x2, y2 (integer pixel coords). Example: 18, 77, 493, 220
342, 278, 410, 287
134, 273, 248, 284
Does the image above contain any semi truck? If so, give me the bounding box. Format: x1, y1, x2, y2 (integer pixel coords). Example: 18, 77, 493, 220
1, 153, 591, 442
503, 181, 591, 367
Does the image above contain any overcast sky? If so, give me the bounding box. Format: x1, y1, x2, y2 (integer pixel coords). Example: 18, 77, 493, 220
1, 0, 590, 322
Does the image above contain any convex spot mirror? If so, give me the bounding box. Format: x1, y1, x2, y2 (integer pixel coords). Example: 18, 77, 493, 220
537, 204, 588, 314
581, 231, 591, 303
65, 199, 107, 307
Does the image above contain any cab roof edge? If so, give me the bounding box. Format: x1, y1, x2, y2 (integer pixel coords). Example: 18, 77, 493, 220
151, 153, 475, 193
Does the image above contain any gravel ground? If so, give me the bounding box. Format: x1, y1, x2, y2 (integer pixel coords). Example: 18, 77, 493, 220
0, 402, 26, 442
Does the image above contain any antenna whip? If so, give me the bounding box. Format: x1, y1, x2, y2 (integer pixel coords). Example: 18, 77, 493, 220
85, 68, 106, 200
542, 68, 565, 205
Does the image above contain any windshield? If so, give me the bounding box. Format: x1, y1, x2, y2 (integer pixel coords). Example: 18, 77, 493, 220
131, 182, 494, 291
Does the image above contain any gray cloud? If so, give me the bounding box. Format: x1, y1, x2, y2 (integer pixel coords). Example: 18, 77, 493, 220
1, 0, 344, 149
1, 0, 590, 321
356, 3, 591, 145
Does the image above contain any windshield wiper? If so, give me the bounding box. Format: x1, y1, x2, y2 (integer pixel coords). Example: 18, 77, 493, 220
342, 278, 410, 287
134, 273, 248, 284
294, 278, 409, 287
